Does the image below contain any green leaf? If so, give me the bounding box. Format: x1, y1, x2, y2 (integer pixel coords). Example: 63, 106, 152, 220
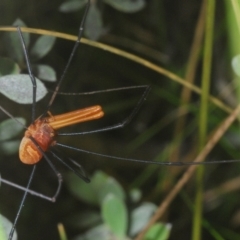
74, 224, 112, 240
101, 194, 127, 238
66, 171, 106, 205
0, 118, 25, 141
232, 55, 240, 77
0, 214, 17, 240
0, 57, 20, 77
0, 139, 21, 155
129, 188, 142, 203
66, 172, 99, 205
85, 3, 103, 40
4, 19, 30, 63
67, 210, 101, 228
66, 171, 125, 206
0, 74, 47, 104
104, 0, 146, 13
144, 223, 172, 240
30, 36, 56, 60
98, 176, 125, 204
12, 19, 30, 47
59, 0, 87, 13
34, 64, 56, 82
129, 202, 157, 236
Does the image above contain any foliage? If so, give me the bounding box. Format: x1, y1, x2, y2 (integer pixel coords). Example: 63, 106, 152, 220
1, 1, 240, 240
0, 214, 17, 240
2, 19, 56, 82
66, 171, 171, 240
59, 0, 146, 40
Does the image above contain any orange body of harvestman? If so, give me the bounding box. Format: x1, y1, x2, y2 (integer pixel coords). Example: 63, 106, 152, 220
19, 105, 104, 164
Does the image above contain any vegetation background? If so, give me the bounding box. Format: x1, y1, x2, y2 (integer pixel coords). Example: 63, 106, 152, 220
1, 0, 240, 239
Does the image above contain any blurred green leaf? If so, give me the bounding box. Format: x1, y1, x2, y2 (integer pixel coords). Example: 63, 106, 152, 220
67, 210, 101, 228
4, 19, 29, 63
66, 172, 99, 205
129, 202, 157, 237
232, 55, 240, 77
0, 58, 20, 77
0, 214, 17, 240
104, 0, 146, 13
143, 223, 172, 240
101, 194, 127, 238
12, 19, 30, 46
34, 64, 56, 82
0, 74, 47, 104
0, 139, 21, 155
30, 36, 56, 61
67, 171, 110, 205
59, 0, 87, 12
129, 188, 142, 203
0, 215, 7, 240
66, 171, 125, 206
98, 176, 126, 204
85, 3, 103, 40
0, 118, 25, 141
74, 224, 112, 240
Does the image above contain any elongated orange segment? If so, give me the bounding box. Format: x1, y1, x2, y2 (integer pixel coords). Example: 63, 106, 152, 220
47, 105, 104, 130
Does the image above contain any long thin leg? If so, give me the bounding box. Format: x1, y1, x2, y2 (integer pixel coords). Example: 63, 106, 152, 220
55, 85, 149, 96
2, 1, 90, 239
8, 165, 36, 240
46, 0, 90, 112
29, 137, 63, 201
7, 26, 39, 240
56, 143, 240, 166
5, 139, 64, 240
0, 177, 57, 201
0, 104, 59, 201
17, 27, 36, 123
0, 0, 90, 212
0, 105, 27, 130
50, 148, 90, 183
58, 85, 151, 136
1, 144, 63, 203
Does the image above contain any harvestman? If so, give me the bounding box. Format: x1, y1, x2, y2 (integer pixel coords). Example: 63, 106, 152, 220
0, 0, 239, 239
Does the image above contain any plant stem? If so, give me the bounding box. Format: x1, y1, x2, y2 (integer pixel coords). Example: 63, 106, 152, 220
192, 0, 215, 240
